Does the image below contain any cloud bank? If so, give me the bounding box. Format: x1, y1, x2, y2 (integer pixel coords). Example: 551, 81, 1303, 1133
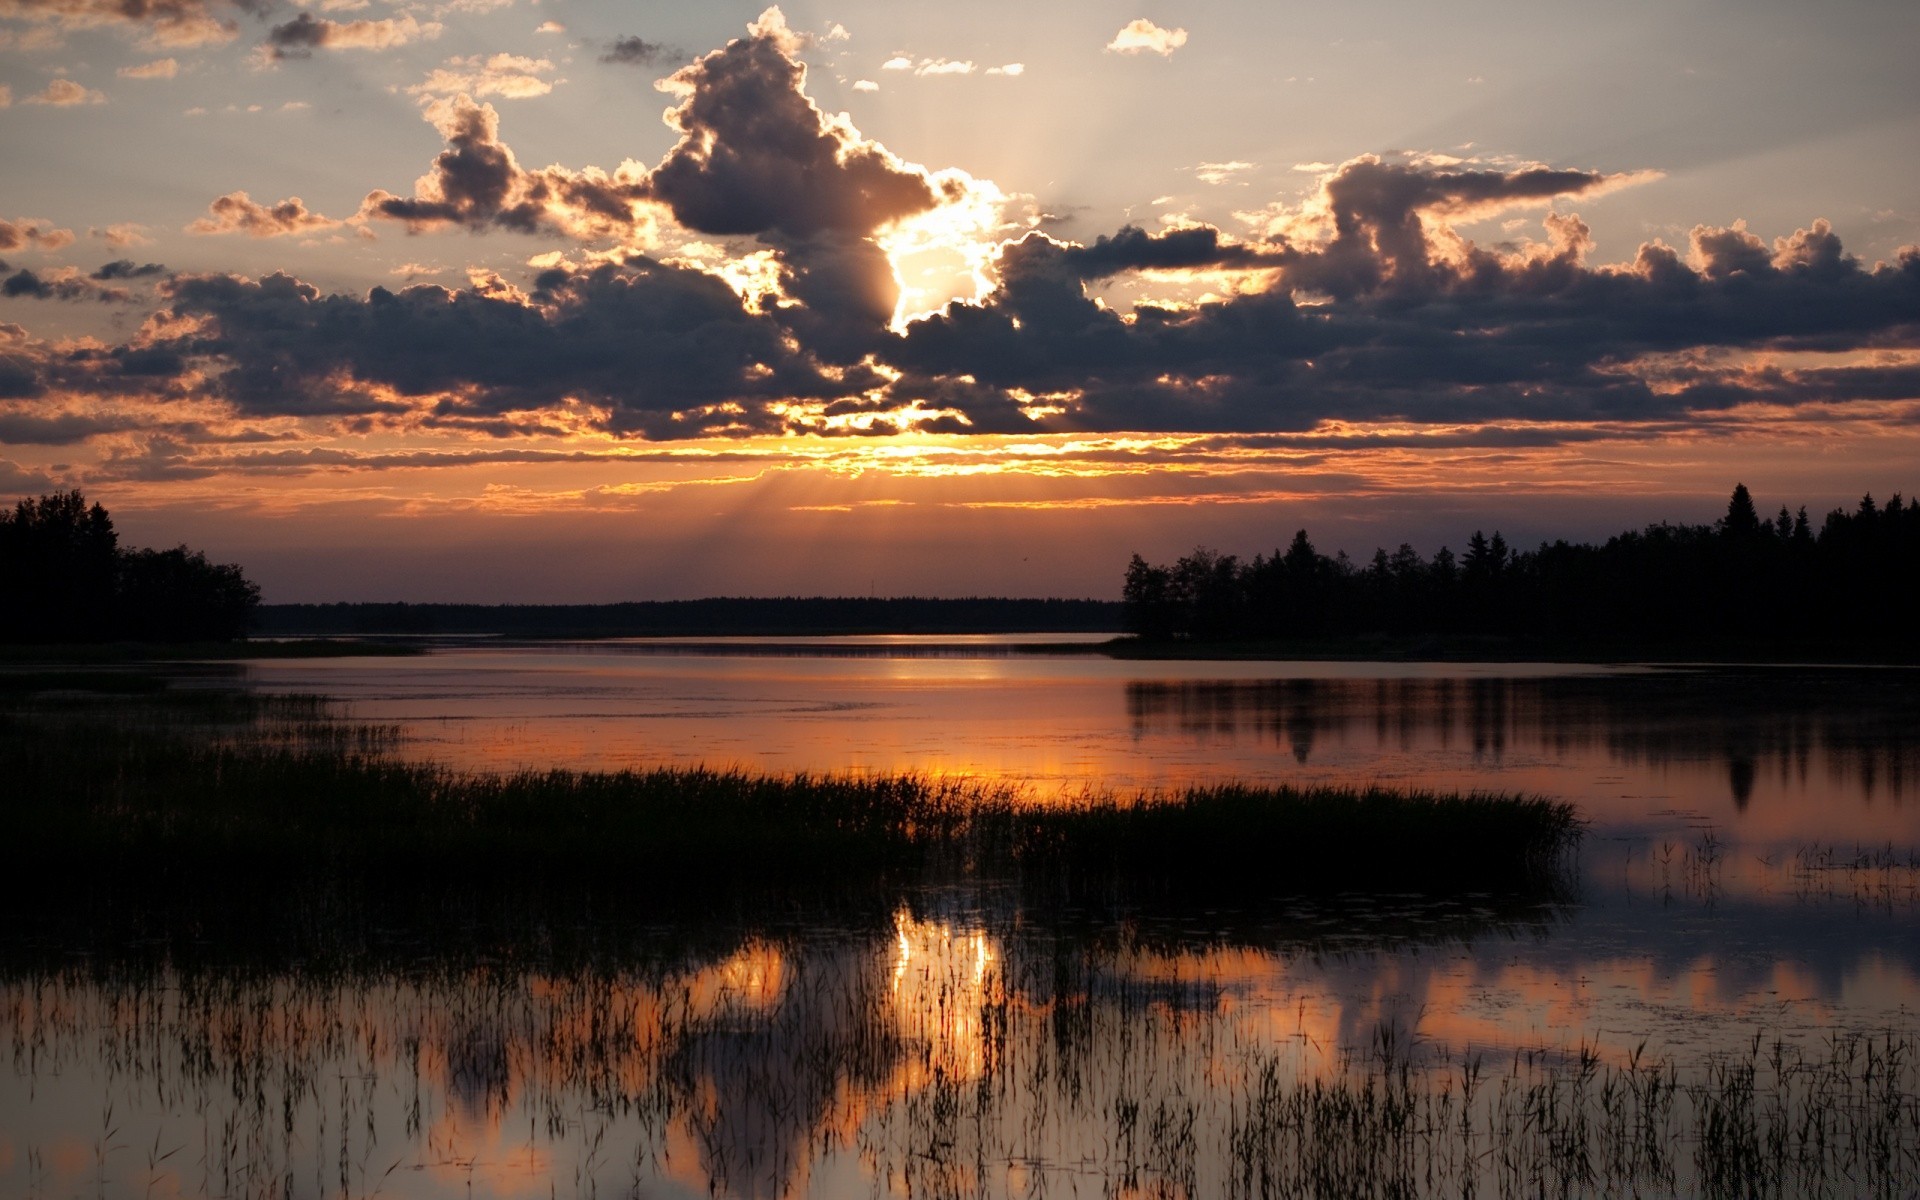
4, 9, 1916, 457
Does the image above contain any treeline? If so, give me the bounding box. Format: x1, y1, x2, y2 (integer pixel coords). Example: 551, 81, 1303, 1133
1122, 484, 1920, 649
259, 597, 1124, 638
0, 491, 259, 643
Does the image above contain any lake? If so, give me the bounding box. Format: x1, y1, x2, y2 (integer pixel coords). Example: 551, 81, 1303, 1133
4, 641, 1916, 1197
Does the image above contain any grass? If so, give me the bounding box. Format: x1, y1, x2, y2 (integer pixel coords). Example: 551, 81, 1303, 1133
0, 684, 1581, 910
2, 933, 1912, 1200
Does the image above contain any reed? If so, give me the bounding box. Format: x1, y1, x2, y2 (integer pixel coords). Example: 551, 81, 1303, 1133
1, 682, 1582, 914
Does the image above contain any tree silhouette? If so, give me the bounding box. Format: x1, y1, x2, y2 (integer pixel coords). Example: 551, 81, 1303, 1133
0, 490, 260, 643
1119, 482, 1920, 653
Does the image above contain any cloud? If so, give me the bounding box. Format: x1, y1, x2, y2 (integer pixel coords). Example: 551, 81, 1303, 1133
852, 79, 877, 92
188, 191, 342, 237
643, 10, 944, 241
600, 35, 671, 66
1195, 160, 1253, 185
0, 85, 9, 107
0, 217, 76, 252
879, 55, 1021, 77
117, 57, 179, 79
1106, 19, 1187, 57
25, 78, 107, 106
91, 223, 153, 248
91, 259, 167, 279
3, 266, 131, 302
264, 12, 441, 59
0, 0, 239, 48
11, 14, 1915, 454
358, 95, 653, 241
137, 261, 878, 436
534, 20, 563, 34
883, 180, 1920, 437
408, 53, 557, 100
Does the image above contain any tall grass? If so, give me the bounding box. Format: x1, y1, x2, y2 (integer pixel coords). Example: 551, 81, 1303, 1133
3, 936, 1913, 1200
1, 685, 1581, 907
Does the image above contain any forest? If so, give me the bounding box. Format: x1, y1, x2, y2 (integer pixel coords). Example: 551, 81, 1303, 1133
0, 491, 259, 643
1121, 484, 1920, 649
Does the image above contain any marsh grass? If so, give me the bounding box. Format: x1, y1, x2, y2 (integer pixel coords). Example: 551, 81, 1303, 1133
4, 933, 1913, 1200
1, 680, 1582, 917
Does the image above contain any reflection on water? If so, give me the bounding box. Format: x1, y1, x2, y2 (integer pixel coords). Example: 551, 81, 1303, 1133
1126, 671, 1919, 818
241, 649, 1920, 854
3, 885, 1916, 1199
7, 645, 1918, 1196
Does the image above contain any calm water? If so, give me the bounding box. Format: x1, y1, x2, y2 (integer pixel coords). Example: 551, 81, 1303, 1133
5, 642, 1917, 1198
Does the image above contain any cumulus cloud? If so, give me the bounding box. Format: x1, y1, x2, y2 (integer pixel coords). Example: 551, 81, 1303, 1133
642, 10, 945, 240
264, 12, 441, 59
117, 57, 178, 79
0, 0, 240, 48
353, 5, 968, 350
358, 95, 653, 241
188, 192, 342, 237
26, 78, 107, 105
1106, 19, 1187, 57
0, 217, 76, 252
408, 53, 557, 100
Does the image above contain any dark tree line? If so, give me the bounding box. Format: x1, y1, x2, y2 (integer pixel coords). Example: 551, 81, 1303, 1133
0, 491, 260, 643
258, 597, 1123, 638
1122, 484, 1920, 648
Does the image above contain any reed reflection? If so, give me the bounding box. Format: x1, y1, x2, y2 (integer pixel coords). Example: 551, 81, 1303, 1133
5, 886, 1915, 1199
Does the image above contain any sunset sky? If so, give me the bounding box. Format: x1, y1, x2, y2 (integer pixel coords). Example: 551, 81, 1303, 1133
1, 0, 1916, 600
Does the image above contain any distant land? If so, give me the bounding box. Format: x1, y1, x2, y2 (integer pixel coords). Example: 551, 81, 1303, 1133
256, 598, 1125, 639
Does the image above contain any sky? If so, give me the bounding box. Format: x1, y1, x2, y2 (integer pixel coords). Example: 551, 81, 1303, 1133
1, 0, 1917, 601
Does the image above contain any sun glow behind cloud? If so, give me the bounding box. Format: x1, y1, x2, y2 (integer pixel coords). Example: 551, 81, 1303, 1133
1, 2, 1917, 600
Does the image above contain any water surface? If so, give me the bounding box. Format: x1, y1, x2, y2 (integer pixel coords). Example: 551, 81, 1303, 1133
5, 642, 1916, 1198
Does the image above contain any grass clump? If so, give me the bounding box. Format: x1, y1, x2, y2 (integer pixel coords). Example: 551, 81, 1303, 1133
1, 683, 1581, 912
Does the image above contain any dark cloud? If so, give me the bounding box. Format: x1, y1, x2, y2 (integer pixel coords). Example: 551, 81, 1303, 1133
600, 36, 673, 66
2, 268, 131, 303
1060, 225, 1285, 279
263, 11, 437, 60
91, 259, 166, 280
356, 10, 953, 362
885, 186, 1920, 435
640, 15, 942, 240
142, 259, 878, 436
9, 13, 1916, 450
263, 10, 325, 55
359, 96, 648, 239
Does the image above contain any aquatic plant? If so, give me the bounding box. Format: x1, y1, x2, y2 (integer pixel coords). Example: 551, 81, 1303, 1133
2, 682, 1582, 909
